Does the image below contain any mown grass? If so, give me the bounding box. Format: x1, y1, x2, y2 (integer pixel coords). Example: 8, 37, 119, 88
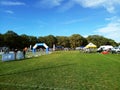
0, 51, 120, 90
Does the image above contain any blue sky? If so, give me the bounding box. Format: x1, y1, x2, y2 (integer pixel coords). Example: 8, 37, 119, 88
0, 0, 120, 42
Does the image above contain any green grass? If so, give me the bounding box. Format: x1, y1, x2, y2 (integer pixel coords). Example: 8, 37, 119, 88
0, 51, 120, 90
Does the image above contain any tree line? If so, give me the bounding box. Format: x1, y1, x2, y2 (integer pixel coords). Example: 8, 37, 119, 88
0, 30, 119, 50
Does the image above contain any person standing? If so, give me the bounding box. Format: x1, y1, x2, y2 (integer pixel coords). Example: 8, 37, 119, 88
23, 47, 27, 58
14, 49, 18, 60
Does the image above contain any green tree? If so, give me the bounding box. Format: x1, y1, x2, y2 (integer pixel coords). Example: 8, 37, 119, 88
38, 36, 46, 43
56, 36, 70, 47
44, 35, 57, 48
20, 34, 30, 48
18, 34, 38, 49
28, 36, 38, 46
106, 39, 118, 46
87, 35, 117, 47
0, 33, 4, 47
69, 34, 87, 49
4, 30, 20, 49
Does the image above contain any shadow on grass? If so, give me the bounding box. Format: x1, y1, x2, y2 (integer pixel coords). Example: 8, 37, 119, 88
0, 63, 76, 76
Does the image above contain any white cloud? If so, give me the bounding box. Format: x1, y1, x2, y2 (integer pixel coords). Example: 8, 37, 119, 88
96, 16, 120, 42
5, 10, 14, 14
34, 0, 120, 13
36, 0, 63, 8
58, 1, 75, 12
62, 18, 87, 25
0, 1, 26, 6
57, 0, 120, 13
73, 0, 120, 13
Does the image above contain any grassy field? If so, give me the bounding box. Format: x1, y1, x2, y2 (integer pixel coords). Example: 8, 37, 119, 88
0, 51, 120, 90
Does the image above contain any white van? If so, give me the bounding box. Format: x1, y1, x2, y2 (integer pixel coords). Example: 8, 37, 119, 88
97, 45, 113, 52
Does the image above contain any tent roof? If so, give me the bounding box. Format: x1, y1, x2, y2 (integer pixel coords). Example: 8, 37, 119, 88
85, 42, 97, 48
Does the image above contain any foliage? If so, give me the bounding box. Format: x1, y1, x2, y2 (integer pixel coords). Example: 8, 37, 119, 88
38, 36, 46, 43
3, 30, 21, 49
69, 34, 88, 49
56, 36, 70, 47
0, 34, 4, 47
44, 35, 57, 48
0, 30, 118, 49
20, 34, 30, 48
87, 35, 117, 47
0, 51, 120, 90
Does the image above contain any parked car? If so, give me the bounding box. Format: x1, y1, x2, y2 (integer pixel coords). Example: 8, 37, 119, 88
111, 47, 120, 53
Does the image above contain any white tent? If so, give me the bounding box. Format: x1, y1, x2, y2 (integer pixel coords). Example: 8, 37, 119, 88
85, 42, 97, 48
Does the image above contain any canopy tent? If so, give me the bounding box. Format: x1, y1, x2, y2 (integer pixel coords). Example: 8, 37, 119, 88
85, 42, 97, 48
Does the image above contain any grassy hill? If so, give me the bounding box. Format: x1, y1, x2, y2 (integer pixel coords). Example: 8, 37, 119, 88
0, 51, 120, 90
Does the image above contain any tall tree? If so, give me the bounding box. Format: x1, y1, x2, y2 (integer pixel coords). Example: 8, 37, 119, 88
38, 36, 46, 43
87, 35, 117, 47
56, 36, 70, 47
28, 36, 38, 46
0, 33, 4, 47
4, 30, 20, 49
20, 35, 38, 49
20, 34, 30, 48
44, 35, 57, 48
69, 34, 87, 49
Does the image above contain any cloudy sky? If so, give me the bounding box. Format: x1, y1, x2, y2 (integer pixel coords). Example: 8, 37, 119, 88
0, 0, 120, 42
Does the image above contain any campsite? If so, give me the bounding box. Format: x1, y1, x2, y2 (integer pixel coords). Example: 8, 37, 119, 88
0, 32, 120, 90
1, 0, 120, 89
0, 51, 120, 90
